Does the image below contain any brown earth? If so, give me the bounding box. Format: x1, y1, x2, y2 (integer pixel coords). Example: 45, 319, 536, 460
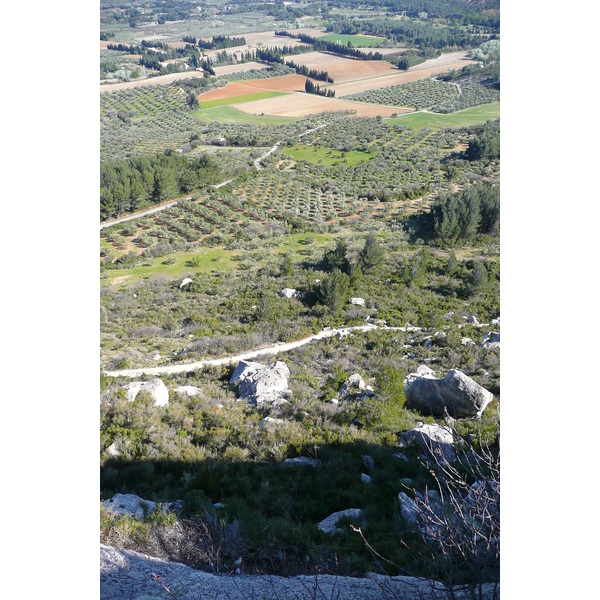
196, 74, 311, 101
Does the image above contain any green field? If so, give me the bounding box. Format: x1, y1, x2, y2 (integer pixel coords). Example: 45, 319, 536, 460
389, 102, 500, 131
317, 33, 385, 47
103, 232, 336, 285
284, 144, 374, 166
198, 90, 288, 109
192, 104, 297, 125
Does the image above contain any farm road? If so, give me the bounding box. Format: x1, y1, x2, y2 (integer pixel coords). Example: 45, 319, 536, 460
103, 323, 422, 378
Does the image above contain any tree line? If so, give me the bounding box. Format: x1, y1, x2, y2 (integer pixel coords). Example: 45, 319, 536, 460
197, 35, 246, 50
305, 79, 335, 97
100, 151, 221, 221
288, 61, 333, 83
431, 184, 499, 242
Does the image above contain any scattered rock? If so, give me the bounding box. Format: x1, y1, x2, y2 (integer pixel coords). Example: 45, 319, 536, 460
481, 331, 500, 348
317, 509, 363, 534
362, 455, 375, 470
338, 373, 366, 399
278, 288, 299, 299
281, 457, 321, 468
467, 315, 479, 325
175, 385, 203, 397
490, 316, 500, 327
349, 297, 365, 306
148, 351, 161, 361
121, 379, 169, 407
394, 452, 409, 462
443, 311, 454, 320
180, 278, 193, 289
461, 337, 476, 347
327, 398, 339, 405
400, 423, 456, 464
405, 369, 493, 418
361, 473, 372, 483
230, 360, 291, 406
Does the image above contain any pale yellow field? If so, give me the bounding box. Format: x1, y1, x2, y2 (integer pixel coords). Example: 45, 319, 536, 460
284, 52, 396, 83
233, 92, 413, 118
213, 62, 269, 76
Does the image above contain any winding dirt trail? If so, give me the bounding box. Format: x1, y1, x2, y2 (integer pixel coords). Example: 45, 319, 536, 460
104, 324, 422, 378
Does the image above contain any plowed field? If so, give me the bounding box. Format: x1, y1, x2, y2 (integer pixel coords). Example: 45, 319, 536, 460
196, 75, 310, 102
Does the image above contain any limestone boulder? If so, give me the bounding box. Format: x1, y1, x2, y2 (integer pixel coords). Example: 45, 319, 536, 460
102, 494, 158, 520
121, 379, 169, 407
349, 297, 365, 306
317, 509, 363, 534
230, 360, 291, 406
174, 385, 203, 397
405, 369, 493, 418
398, 492, 419, 525
180, 278, 193, 289
281, 457, 321, 468
338, 373, 365, 399
405, 365, 436, 388
400, 423, 456, 464
278, 288, 299, 299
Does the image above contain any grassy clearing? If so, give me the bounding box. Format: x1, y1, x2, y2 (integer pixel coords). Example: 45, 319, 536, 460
283, 144, 374, 166
103, 233, 336, 286
388, 102, 500, 131
198, 91, 288, 109
317, 33, 384, 47
192, 104, 297, 125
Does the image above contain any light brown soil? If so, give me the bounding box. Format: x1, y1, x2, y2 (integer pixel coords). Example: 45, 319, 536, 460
283, 52, 395, 83
332, 52, 476, 96
212, 62, 269, 76
233, 92, 412, 118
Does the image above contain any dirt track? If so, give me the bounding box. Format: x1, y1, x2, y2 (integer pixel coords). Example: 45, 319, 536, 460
100, 71, 208, 93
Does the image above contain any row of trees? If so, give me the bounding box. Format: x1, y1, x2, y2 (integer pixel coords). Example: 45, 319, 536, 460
100, 151, 221, 221
304, 79, 336, 97
197, 35, 246, 50
287, 61, 333, 83
431, 184, 500, 242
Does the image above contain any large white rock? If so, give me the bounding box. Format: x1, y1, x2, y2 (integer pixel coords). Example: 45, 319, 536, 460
278, 288, 299, 298
481, 331, 500, 348
405, 369, 493, 418
102, 494, 158, 520
349, 297, 365, 306
317, 509, 363, 534
400, 423, 456, 464
121, 379, 169, 407
230, 360, 291, 405
180, 278, 193, 289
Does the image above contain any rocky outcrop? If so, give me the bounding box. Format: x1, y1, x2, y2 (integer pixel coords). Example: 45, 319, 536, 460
398, 492, 419, 524
102, 494, 159, 520
281, 457, 321, 468
278, 288, 300, 298
405, 365, 436, 388
481, 331, 500, 349
101, 544, 498, 599
121, 379, 169, 407
317, 509, 363, 534
400, 423, 456, 464
349, 297, 365, 306
338, 373, 365, 399
230, 360, 291, 406
405, 370, 493, 418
